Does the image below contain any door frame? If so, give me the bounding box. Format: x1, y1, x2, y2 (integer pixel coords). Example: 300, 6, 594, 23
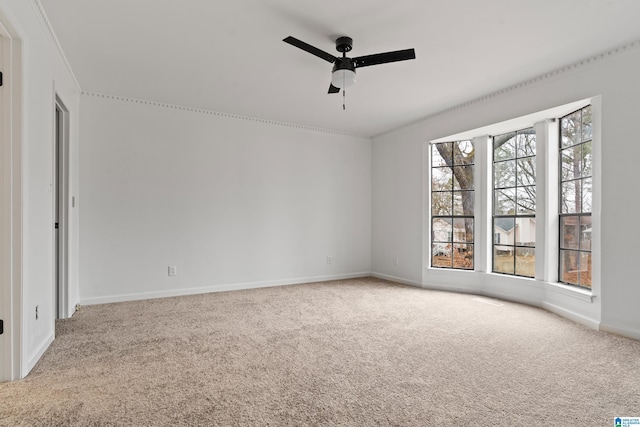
53, 95, 70, 319
0, 10, 23, 382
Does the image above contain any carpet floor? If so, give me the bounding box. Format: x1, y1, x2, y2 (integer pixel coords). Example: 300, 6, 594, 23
1, 277, 639, 426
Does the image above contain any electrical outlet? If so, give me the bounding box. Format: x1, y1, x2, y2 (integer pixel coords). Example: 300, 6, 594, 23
168, 265, 177, 277
75, 303, 81, 312
326, 256, 333, 265
394, 257, 399, 267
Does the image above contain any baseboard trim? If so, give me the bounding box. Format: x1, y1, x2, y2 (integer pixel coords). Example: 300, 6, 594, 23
80, 272, 372, 305
542, 302, 600, 330
23, 332, 54, 378
370, 272, 422, 288
599, 322, 640, 341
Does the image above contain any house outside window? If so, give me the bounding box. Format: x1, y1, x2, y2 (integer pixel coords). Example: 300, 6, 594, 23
431, 141, 475, 269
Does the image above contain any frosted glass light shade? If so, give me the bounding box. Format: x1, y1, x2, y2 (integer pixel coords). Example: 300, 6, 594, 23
331, 69, 356, 88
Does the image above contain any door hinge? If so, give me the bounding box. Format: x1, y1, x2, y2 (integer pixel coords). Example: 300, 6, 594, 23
0, 71, 3, 87
0, 319, 4, 335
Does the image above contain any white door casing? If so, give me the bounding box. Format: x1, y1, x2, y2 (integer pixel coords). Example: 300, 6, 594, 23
0, 12, 23, 382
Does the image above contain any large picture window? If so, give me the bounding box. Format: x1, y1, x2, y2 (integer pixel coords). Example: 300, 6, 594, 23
492, 129, 536, 277
559, 106, 592, 288
431, 141, 474, 269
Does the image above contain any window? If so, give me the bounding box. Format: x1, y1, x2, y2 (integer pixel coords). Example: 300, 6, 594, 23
559, 106, 592, 288
431, 141, 474, 269
492, 129, 536, 277
427, 99, 596, 293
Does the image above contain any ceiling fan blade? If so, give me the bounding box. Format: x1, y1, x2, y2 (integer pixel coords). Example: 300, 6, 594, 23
283, 36, 337, 63
353, 48, 416, 68
328, 84, 340, 94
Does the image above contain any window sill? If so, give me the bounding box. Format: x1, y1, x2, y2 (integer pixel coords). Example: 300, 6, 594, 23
544, 281, 594, 303
427, 266, 475, 273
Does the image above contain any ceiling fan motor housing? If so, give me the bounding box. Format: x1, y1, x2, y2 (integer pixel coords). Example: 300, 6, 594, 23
332, 58, 355, 73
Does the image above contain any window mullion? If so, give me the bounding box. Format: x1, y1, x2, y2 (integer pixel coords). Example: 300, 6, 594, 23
535, 119, 559, 282
473, 135, 490, 273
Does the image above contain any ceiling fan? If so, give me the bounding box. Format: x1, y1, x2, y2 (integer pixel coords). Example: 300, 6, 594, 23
283, 36, 416, 94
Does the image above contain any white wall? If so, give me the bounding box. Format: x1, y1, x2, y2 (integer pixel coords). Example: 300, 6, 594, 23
372, 42, 640, 339
372, 131, 424, 286
0, 0, 81, 378
79, 94, 372, 303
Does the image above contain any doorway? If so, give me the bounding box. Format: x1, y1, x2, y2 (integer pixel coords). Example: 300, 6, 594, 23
54, 97, 69, 319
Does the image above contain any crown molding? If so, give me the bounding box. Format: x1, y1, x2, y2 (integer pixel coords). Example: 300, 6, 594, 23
374, 39, 640, 139
81, 91, 369, 139
30, 0, 81, 92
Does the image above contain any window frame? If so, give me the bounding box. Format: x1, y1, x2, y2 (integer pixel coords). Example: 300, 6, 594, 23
558, 106, 593, 289
430, 140, 475, 271
491, 128, 537, 278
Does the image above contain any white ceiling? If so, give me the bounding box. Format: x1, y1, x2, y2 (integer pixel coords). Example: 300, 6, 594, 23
41, 0, 640, 137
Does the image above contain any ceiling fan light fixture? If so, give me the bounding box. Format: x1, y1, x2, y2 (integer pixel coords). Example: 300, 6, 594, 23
331, 69, 356, 88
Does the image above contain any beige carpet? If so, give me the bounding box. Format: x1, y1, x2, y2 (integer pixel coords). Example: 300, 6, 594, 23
1, 277, 639, 426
